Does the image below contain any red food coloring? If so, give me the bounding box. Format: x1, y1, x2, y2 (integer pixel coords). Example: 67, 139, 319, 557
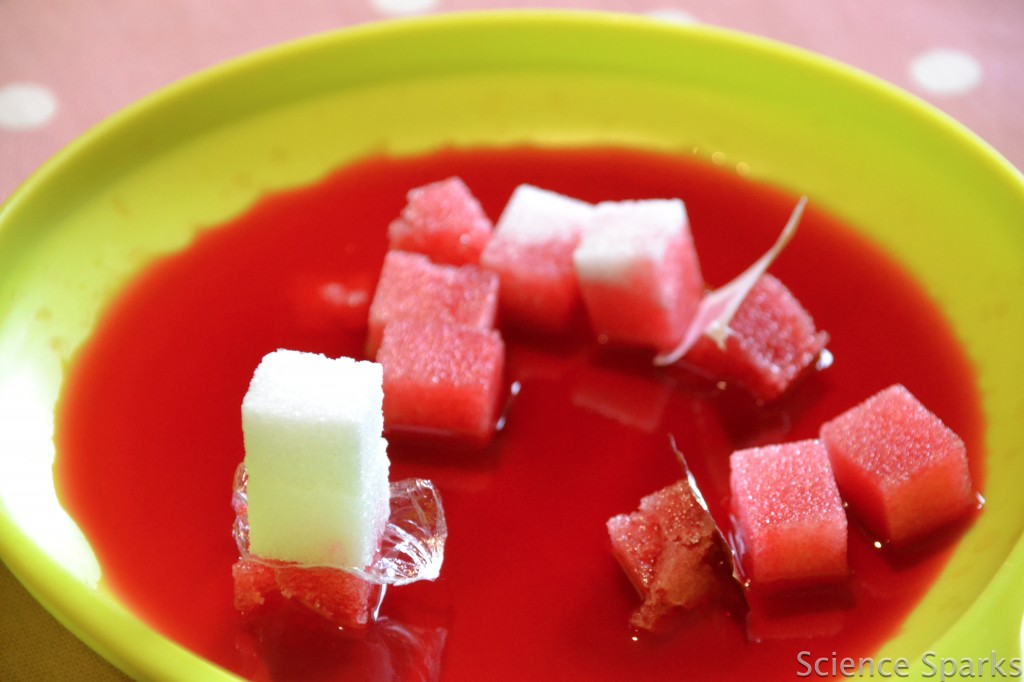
54, 146, 983, 681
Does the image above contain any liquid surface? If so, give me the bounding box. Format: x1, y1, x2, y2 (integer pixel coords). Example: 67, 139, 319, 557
56, 147, 983, 681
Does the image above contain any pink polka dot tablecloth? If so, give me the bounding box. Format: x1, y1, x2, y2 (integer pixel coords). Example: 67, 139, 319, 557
0, 1, 1021, 680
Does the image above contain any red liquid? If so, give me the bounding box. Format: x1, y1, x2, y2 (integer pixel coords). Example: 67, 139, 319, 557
55, 147, 983, 681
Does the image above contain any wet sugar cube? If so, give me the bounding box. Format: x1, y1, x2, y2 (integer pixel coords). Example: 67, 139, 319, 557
242, 350, 390, 569
480, 184, 595, 332
232, 558, 380, 628
607, 479, 734, 630
573, 199, 703, 351
366, 250, 499, 358
685, 274, 828, 401
819, 384, 974, 545
377, 319, 505, 445
387, 176, 493, 266
729, 439, 847, 587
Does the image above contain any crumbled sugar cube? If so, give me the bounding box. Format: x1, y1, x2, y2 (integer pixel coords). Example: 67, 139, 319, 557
232, 558, 380, 628
387, 176, 493, 266
479, 185, 596, 331
607, 479, 734, 630
573, 199, 703, 350
242, 350, 390, 568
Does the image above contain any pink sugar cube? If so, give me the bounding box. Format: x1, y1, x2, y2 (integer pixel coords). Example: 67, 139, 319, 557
232, 558, 379, 628
377, 319, 505, 445
685, 273, 828, 401
365, 250, 499, 358
607, 480, 734, 630
479, 184, 595, 332
573, 199, 703, 351
729, 440, 848, 587
819, 384, 975, 545
387, 176, 493, 265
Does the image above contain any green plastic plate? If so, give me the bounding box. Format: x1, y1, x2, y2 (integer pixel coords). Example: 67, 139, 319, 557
1, 11, 1022, 681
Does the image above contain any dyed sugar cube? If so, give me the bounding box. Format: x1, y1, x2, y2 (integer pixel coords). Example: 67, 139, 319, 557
819, 384, 974, 544
573, 199, 703, 351
479, 184, 595, 332
377, 319, 505, 445
366, 250, 499, 358
607, 479, 733, 630
232, 558, 379, 628
685, 274, 828, 401
730, 440, 847, 586
242, 350, 390, 569
387, 176, 493, 266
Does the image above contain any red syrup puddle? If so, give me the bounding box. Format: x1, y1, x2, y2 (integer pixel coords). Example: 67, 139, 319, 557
54, 146, 984, 681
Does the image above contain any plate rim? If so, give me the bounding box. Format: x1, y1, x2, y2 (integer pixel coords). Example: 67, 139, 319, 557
1, 9, 1022, 680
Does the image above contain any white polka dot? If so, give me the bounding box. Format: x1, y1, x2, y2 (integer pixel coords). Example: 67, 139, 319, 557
909, 49, 982, 96
0, 82, 57, 131
646, 8, 699, 25
371, 0, 437, 15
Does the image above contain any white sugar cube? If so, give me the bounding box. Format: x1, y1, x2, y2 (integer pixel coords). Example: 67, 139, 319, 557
242, 350, 390, 568
490, 184, 595, 245
572, 199, 704, 350
573, 199, 687, 284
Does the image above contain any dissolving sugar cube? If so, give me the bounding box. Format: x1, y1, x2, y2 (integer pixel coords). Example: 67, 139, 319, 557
573, 199, 703, 351
607, 479, 735, 630
479, 184, 595, 332
684, 274, 828, 401
377, 319, 505, 445
387, 176, 493, 266
365, 250, 499, 358
729, 440, 847, 587
232, 557, 379, 628
819, 384, 975, 545
241, 349, 390, 569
